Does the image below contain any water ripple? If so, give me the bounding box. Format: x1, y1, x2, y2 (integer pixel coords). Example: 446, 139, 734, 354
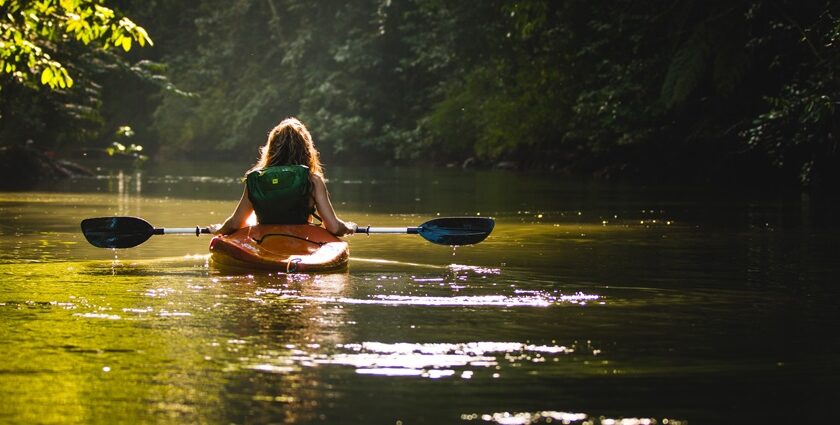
244, 341, 599, 380
269, 292, 599, 307
461, 411, 686, 425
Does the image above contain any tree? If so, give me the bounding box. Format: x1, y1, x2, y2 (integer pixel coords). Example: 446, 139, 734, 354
0, 0, 152, 90
1, 0, 158, 151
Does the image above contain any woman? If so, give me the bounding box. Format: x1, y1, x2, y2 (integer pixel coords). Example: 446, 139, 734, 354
209, 117, 356, 236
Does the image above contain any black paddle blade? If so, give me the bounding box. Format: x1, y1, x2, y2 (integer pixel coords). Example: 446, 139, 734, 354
417, 217, 495, 245
81, 217, 155, 248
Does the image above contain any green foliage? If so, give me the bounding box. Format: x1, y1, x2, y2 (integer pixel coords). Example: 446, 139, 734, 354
104, 126, 147, 167
1, 0, 160, 154
741, 6, 840, 186
4, 0, 840, 190
0, 0, 152, 90
658, 4, 754, 110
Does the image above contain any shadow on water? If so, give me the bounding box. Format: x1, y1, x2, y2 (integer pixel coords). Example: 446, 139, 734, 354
79, 256, 212, 277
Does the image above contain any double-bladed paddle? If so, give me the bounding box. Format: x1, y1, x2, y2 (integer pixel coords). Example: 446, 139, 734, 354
81, 216, 494, 249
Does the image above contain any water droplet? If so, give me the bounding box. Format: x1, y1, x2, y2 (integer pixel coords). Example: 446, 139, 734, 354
110, 248, 119, 275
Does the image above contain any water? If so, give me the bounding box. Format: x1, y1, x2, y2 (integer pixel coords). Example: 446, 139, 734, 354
1, 163, 838, 424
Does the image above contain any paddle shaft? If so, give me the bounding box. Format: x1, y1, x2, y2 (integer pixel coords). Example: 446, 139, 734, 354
356, 226, 419, 234
155, 226, 212, 236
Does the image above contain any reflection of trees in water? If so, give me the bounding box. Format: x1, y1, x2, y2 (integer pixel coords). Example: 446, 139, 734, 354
106, 170, 143, 216
217, 272, 351, 424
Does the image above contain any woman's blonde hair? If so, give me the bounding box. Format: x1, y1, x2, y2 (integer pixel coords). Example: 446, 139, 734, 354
249, 117, 323, 175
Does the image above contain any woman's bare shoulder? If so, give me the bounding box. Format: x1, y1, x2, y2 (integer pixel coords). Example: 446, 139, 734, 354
309, 172, 326, 187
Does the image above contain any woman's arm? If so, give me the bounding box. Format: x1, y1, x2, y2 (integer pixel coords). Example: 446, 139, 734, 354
311, 173, 355, 236
209, 186, 254, 235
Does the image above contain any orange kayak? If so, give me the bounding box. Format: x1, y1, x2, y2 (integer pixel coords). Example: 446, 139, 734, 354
209, 225, 349, 272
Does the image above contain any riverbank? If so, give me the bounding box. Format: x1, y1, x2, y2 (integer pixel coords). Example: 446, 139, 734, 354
0, 144, 93, 190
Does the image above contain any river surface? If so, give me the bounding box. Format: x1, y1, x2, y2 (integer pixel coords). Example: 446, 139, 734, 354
1, 162, 838, 424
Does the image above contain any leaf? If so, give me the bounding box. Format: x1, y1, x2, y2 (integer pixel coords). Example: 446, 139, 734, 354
120, 36, 131, 52
40, 66, 53, 85
134, 26, 153, 47
66, 17, 79, 34
61, 67, 73, 87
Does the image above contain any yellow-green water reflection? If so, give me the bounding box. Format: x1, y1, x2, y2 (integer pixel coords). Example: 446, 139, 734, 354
2, 166, 839, 423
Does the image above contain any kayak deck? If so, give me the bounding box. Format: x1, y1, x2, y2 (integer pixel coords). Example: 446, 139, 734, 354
209, 225, 349, 272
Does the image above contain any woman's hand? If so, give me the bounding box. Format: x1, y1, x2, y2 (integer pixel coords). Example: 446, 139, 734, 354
344, 221, 357, 235
207, 223, 223, 234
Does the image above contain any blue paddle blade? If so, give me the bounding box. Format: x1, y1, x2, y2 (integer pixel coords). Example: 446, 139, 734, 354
417, 217, 495, 245
81, 217, 155, 248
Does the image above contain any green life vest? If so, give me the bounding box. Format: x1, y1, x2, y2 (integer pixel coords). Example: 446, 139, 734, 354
245, 165, 314, 224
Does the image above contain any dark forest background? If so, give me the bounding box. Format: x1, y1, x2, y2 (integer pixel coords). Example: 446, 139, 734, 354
2, 0, 839, 189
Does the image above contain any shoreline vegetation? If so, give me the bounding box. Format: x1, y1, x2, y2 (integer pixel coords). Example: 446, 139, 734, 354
0, 144, 93, 190
2, 1, 839, 192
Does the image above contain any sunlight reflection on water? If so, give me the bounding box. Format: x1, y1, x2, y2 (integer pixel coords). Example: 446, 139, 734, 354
460, 411, 685, 425
262, 292, 599, 307
242, 340, 600, 380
